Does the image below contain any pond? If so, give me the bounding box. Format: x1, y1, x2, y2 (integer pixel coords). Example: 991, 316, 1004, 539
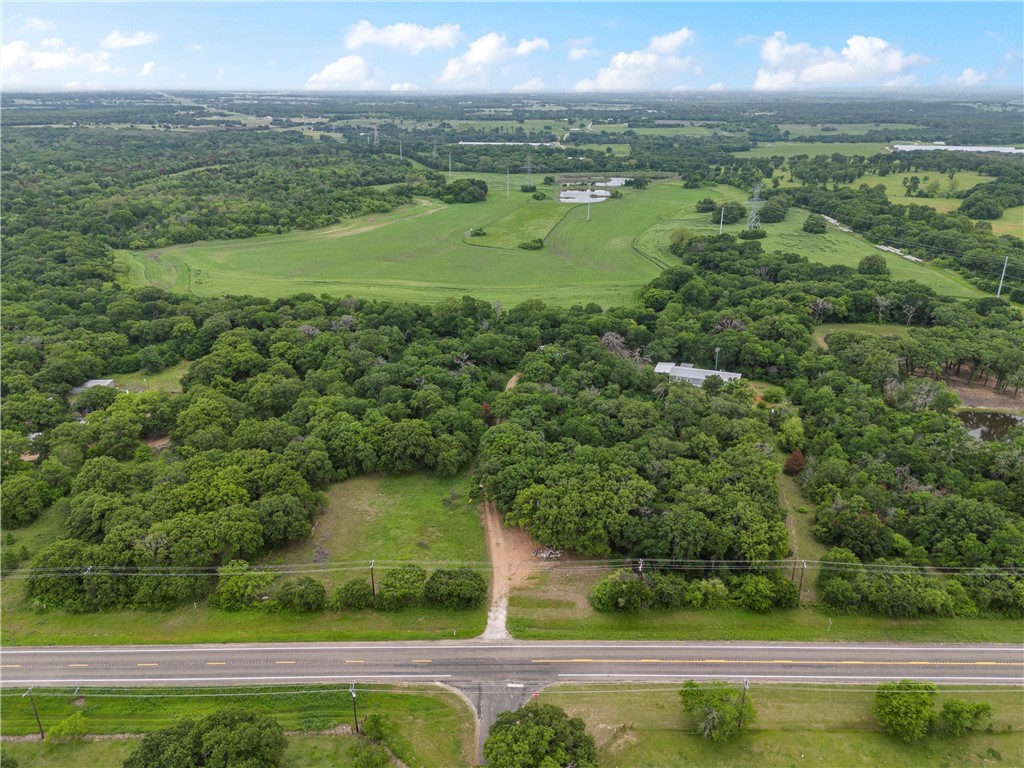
558, 189, 612, 204
958, 411, 1024, 441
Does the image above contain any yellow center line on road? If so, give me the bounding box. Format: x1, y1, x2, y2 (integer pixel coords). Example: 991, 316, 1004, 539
0, 665, 22, 668
207, 662, 226, 666
136, 663, 158, 667
274, 661, 296, 665
68, 664, 90, 668
344, 660, 365, 664
411, 659, 432, 663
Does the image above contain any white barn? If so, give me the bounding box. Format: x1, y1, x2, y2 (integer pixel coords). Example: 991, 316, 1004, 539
654, 362, 742, 387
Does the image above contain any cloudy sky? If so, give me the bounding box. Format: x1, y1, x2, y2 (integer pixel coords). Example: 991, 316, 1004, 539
2, 2, 1021, 93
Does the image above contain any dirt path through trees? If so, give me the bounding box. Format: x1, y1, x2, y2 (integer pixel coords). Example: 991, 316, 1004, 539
480, 373, 540, 640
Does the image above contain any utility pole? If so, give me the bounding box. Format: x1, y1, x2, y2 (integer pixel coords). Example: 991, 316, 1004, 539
798, 560, 807, 599
398, 139, 402, 159
350, 683, 360, 734
448, 152, 452, 180
24, 689, 44, 740
996, 253, 1009, 297
369, 560, 376, 597
719, 206, 725, 234
586, 201, 591, 222
714, 347, 721, 371
637, 559, 644, 580
737, 679, 750, 732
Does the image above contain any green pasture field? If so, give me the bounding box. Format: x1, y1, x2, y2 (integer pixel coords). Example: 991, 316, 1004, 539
544, 684, 1023, 768
506, 569, 1023, 643
595, 123, 729, 137
264, 472, 489, 591
991, 204, 1024, 237
812, 322, 912, 348
736, 142, 892, 159
115, 172, 676, 307
112, 360, 191, 394
449, 118, 565, 135
633, 193, 982, 299
468, 197, 573, 250
1, 473, 488, 646
1, 685, 474, 768
777, 122, 920, 137
575, 142, 631, 156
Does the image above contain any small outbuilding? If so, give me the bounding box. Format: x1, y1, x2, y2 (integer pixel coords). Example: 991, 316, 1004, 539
69, 379, 115, 394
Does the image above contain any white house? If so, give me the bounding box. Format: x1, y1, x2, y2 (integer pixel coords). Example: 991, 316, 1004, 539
655, 362, 742, 387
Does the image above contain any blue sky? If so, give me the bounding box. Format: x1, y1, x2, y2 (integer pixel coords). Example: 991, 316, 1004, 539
2, 2, 1021, 93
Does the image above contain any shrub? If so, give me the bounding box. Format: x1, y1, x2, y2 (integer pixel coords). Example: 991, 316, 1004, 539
938, 698, 992, 737
803, 214, 827, 234
47, 711, 88, 743
518, 238, 543, 250
857, 253, 891, 275
650, 572, 689, 609
424, 568, 488, 610
520, 184, 537, 193
375, 565, 427, 611
213, 560, 275, 610
679, 681, 756, 741
332, 578, 375, 610
588, 569, 654, 611
738, 228, 767, 239
686, 577, 730, 609
531, 191, 547, 200
873, 680, 936, 741
276, 576, 327, 612
734, 574, 775, 612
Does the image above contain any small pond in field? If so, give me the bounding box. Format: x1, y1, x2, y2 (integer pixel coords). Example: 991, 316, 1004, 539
958, 411, 1024, 441
558, 189, 612, 203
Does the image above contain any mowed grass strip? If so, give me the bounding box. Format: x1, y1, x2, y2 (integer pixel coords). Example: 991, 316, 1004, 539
543, 684, 1024, 768
1, 685, 475, 768
735, 142, 892, 158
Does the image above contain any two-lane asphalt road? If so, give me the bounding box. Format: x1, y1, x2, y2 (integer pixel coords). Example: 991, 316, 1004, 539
3, 640, 1021, 689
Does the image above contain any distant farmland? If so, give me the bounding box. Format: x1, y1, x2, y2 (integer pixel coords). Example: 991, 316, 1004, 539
118, 177, 981, 305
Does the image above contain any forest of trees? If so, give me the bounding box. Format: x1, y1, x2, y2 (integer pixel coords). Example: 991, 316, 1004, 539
1, 95, 1021, 619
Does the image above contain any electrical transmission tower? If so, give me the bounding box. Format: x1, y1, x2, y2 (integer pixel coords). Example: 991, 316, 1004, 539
746, 182, 763, 230
432, 137, 438, 160
523, 155, 533, 186
372, 125, 379, 147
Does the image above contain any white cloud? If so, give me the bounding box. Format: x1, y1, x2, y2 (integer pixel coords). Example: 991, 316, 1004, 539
752, 31, 928, 90
101, 30, 158, 49
138, 61, 156, 77
568, 47, 601, 61
390, 82, 419, 91
41, 38, 63, 49
187, 42, 202, 52
345, 20, 461, 54
21, 17, 55, 33
64, 81, 101, 90
305, 54, 372, 90
707, 82, 725, 91
511, 77, 545, 92
649, 27, 696, 54
575, 27, 698, 91
955, 67, 988, 87
438, 32, 549, 84
2, 40, 112, 76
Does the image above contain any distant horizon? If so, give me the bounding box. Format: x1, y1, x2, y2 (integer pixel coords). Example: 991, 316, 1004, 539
2, 2, 1021, 93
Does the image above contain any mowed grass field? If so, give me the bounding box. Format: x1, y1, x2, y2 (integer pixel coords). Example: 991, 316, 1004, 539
117, 172, 678, 307
735, 141, 892, 159
544, 684, 1024, 768
633, 190, 982, 298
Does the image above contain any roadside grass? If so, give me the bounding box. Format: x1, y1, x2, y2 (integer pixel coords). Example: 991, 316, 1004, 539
812, 322, 911, 348
264, 472, 489, 591
543, 684, 1024, 768
634, 194, 981, 299
1, 685, 475, 768
735, 142, 892, 159
112, 360, 190, 394
507, 569, 1023, 643
991, 204, 1023, 237
1, 472, 488, 646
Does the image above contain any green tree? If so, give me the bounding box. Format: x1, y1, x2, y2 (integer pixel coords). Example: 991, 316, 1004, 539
375, 565, 427, 611
679, 681, 756, 741
873, 680, 937, 741
857, 253, 891, 275
424, 568, 488, 610
275, 576, 326, 612
588, 568, 654, 611
803, 214, 827, 234
937, 698, 992, 737
212, 560, 274, 611
123, 708, 286, 768
332, 578, 375, 610
483, 702, 597, 768
47, 711, 88, 743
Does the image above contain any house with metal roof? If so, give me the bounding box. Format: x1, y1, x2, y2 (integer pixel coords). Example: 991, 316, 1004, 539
654, 362, 742, 387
